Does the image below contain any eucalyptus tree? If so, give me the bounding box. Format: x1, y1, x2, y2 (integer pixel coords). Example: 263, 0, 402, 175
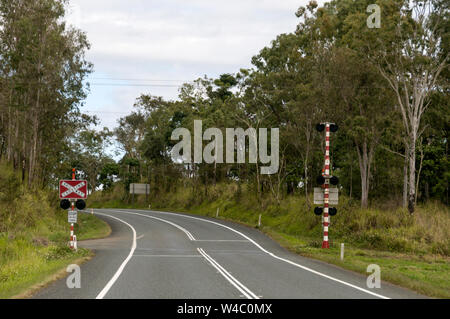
0, 0, 93, 186
340, 0, 449, 212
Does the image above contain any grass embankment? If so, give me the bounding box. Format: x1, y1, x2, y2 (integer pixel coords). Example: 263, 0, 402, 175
89, 182, 449, 298
0, 163, 110, 299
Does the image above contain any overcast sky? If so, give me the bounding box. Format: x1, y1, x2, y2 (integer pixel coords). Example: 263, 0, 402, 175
66, 0, 325, 130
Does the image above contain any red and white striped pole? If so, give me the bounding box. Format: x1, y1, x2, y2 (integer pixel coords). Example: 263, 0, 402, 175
70, 204, 74, 250
322, 124, 331, 249
70, 168, 76, 250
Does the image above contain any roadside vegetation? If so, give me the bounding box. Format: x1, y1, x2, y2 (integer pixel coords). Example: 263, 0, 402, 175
0, 163, 110, 299
89, 182, 449, 298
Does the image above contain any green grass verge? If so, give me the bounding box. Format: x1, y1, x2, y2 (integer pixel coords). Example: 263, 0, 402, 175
0, 213, 111, 299
264, 229, 449, 298
75, 212, 112, 241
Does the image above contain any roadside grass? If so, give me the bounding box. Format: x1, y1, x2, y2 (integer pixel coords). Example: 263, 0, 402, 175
0, 212, 110, 299
75, 212, 111, 241
264, 230, 450, 299
0, 243, 90, 299
88, 182, 450, 298
0, 162, 111, 299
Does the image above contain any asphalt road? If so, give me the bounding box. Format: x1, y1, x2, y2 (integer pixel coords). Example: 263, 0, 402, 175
33, 209, 425, 299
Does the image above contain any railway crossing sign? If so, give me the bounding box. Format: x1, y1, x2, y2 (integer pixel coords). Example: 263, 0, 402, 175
59, 180, 88, 199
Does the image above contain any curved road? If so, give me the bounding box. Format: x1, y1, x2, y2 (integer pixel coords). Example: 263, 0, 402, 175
33, 209, 424, 299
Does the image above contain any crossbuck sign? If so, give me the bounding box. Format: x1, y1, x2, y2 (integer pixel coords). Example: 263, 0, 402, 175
59, 180, 88, 199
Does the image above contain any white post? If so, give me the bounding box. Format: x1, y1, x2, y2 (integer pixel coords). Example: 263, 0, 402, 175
91, 208, 94, 215
340, 243, 345, 261
216, 208, 219, 218
258, 214, 262, 227
73, 235, 77, 251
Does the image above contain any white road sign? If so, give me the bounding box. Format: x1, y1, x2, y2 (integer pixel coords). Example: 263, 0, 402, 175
129, 183, 150, 195
314, 187, 339, 205
68, 211, 78, 223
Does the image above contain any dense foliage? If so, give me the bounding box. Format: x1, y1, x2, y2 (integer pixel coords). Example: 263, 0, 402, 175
110, 0, 448, 211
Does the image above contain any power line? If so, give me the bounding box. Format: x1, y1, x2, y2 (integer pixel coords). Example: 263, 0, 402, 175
84, 110, 132, 114
90, 77, 192, 82
90, 83, 181, 87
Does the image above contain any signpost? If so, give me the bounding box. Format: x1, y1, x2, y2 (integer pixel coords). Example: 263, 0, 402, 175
314, 123, 339, 249
129, 183, 150, 205
59, 169, 88, 250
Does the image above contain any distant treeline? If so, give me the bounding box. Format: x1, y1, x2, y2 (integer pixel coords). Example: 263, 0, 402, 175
108, 0, 448, 212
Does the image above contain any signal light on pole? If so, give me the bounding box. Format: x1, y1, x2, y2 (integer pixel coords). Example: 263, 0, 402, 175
75, 199, 86, 210
330, 124, 339, 133
316, 123, 325, 132
60, 199, 71, 210
329, 207, 337, 216
316, 175, 325, 185
314, 207, 323, 216
330, 176, 339, 185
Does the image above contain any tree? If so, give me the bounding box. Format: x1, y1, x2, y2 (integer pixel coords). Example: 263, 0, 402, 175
369, 0, 449, 213
0, 0, 93, 187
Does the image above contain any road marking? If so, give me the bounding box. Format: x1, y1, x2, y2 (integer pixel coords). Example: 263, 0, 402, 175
194, 240, 249, 242
94, 212, 137, 299
106, 210, 195, 241
197, 248, 259, 300
128, 209, 390, 299
133, 254, 202, 258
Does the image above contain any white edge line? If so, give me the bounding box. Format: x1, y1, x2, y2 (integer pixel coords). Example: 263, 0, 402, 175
95, 212, 137, 299
194, 240, 249, 242
127, 209, 390, 299
133, 255, 201, 258
197, 248, 258, 300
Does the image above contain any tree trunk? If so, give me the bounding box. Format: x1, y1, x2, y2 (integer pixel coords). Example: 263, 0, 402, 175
304, 145, 310, 208
356, 139, 373, 209
408, 134, 416, 214
403, 153, 408, 208
349, 154, 353, 201
415, 138, 426, 205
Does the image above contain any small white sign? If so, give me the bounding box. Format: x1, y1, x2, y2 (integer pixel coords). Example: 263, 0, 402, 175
314, 187, 339, 205
68, 211, 78, 223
